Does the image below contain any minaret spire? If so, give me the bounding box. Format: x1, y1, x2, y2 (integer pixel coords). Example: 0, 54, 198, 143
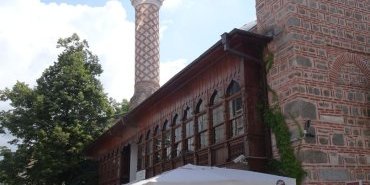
130, 0, 164, 109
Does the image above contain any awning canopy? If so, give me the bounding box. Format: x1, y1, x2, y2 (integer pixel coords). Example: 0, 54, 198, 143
127, 164, 296, 185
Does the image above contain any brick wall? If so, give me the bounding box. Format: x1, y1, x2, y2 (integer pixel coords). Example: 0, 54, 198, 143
255, 0, 370, 184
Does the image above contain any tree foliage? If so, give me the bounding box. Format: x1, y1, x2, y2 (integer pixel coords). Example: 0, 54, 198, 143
0, 34, 121, 184
110, 98, 129, 117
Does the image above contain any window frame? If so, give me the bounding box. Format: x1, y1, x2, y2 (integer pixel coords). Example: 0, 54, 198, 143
162, 120, 171, 161
172, 114, 182, 158
183, 107, 195, 153
226, 81, 245, 138
153, 125, 162, 164
144, 130, 153, 168
210, 90, 226, 144
195, 99, 209, 149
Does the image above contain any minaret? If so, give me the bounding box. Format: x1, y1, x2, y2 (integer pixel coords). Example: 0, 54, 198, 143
130, 0, 164, 109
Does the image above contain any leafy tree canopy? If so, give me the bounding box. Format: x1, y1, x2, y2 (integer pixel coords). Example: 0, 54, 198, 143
0, 34, 128, 185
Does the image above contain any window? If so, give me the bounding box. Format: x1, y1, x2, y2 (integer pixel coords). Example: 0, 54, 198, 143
210, 90, 225, 144
185, 120, 194, 152
227, 81, 244, 137
172, 114, 182, 157
183, 107, 194, 153
196, 99, 208, 149
153, 125, 161, 164
162, 120, 171, 161
137, 135, 144, 170
145, 130, 153, 168
174, 126, 182, 142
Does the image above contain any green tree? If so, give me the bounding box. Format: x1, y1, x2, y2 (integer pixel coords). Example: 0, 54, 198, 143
0, 34, 114, 185
110, 98, 129, 116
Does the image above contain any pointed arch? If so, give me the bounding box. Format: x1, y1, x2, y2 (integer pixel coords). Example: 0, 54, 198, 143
162, 119, 169, 131
137, 134, 143, 144
154, 125, 159, 136
172, 114, 179, 126
226, 80, 241, 96
183, 106, 190, 120
210, 90, 219, 106
145, 130, 151, 140
226, 80, 244, 138
195, 99, 203, 113
162, 119, 171, 161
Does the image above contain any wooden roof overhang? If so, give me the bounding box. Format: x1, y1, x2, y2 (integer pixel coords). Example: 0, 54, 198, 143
85, 29, 272, 158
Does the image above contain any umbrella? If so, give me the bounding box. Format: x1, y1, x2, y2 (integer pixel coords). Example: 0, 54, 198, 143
127, 164, 296, 185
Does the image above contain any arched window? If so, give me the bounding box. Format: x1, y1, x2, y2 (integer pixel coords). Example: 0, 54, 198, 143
162, 120, 171, 160
184, 107, 194, 153
195, 99, 205, 113
137, 135, 144, 170
210, 90, 225, 144
153, 125, 161, 164
145, 130, 153, 168
172, 114, 182, 157
226, 81, 244, 137
196, 99, 208, 148
210, 90, 222, 105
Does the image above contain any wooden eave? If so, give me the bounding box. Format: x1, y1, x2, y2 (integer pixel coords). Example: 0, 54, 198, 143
85, 29, 271, 157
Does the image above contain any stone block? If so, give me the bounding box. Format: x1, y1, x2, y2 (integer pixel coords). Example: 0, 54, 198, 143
287, 17, 300, 26
356, 35, 365, 43
357, 140, 363, 148
342, 106, 349, 115
353, 129, 359, 136
354, 13, 363, 21
358, 156, 367, 165
344, 157, 356, 164
319, 137, 329, 145
295, 56, 312, 67
299, 150, 327, 163
335, 89, 343, 99
323, 90, 330, 97
318, 169, 350, 181
284, 99, 317, 119
329, 153, 338, 165
364, 129, 370, 137
332, 134, 345, 146
356, 173, 365, 180
355, 92, 364, 101
320, 115, 344, 124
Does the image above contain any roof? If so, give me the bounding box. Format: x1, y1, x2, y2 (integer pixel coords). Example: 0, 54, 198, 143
124, 29, 271, 123
240, 20, 257, 31
85, 29, 272, 157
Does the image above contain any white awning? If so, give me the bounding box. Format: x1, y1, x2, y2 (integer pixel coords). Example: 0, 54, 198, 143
127, 164, 296, 185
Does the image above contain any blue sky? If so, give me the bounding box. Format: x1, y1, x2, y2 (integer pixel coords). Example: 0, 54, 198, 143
0, 0, 256, 102
41, 0, 256, 68
0, 0, 256, 149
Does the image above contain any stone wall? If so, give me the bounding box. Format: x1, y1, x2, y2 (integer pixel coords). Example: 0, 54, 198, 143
255, 0, 370, 184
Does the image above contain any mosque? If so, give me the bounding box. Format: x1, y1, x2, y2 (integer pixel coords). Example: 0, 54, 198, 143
86, 0, 370, 184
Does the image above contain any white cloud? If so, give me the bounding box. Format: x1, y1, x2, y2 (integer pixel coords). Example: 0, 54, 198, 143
0, 0, 190, 148
160, 59, 188, 85
0, 0, 137, 149
162, 0, 184, 11
0, 0, 135, 102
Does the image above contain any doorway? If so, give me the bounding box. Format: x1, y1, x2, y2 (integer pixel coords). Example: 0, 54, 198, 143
120, 145, 131, 184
